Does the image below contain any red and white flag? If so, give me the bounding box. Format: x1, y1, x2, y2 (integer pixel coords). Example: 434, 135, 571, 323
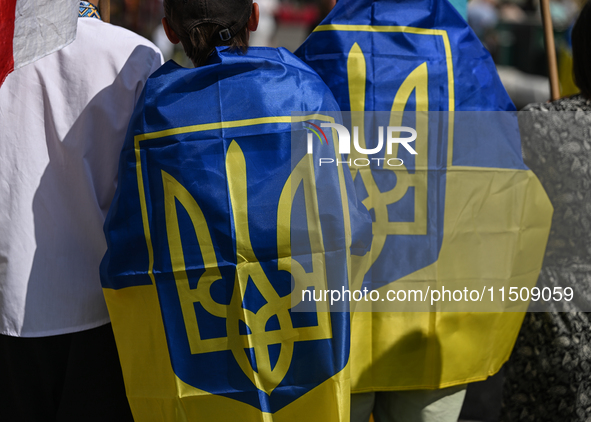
0, 0, 78, 86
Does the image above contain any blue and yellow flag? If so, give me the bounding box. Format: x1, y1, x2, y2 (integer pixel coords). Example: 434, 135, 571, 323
296, 0, 553, 390
100, 47, 371, 421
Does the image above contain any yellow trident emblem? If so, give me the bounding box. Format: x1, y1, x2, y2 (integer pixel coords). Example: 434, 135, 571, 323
161, 140, 333, 395
347, 42, 430, 290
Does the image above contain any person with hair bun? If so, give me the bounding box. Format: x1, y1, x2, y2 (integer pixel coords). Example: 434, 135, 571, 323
161, 0, 256, 67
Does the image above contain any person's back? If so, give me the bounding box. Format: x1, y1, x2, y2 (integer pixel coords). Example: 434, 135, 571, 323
295, 0, 553, 421
99, 1, 371, 421
0, 8, 162, 338
0, 3, 162, 420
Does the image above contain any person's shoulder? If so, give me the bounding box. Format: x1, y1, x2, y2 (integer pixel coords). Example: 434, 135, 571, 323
142, 60, 186, 88
249, 47, 341, 110
246, 47, 323, 75
73, 18, 163, 83
212, 47, 325, 79
76, 18, 162, 58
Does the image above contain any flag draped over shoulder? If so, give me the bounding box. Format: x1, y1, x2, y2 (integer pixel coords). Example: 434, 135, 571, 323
296, 0, 553, 390
0, 0, 78, 86
100, 47, 371, 421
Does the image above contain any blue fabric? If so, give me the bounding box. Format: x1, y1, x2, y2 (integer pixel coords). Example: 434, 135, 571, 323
296, 0, 526, 289
295, 0, 523, 170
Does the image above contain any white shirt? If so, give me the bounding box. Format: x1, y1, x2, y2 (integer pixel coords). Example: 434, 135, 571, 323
0, 17, 163, 337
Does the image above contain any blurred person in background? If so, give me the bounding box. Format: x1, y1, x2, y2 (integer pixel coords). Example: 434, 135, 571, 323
501, 2, 591, 421
0, 2, 162, 420
468, 0, 500, 40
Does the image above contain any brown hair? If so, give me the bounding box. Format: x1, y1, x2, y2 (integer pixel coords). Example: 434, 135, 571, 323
164, 0, 250, 67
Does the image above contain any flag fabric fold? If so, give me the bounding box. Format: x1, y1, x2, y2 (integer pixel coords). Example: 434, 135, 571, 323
296, 0, 553, 391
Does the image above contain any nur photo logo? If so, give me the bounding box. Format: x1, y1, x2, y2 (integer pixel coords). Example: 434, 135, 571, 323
304, 120, 417, 167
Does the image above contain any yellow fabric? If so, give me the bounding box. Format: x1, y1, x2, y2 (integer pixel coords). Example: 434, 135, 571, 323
351, 167, 552, 391
103, 114, 354, 421
559, 47, 578, 98
104, 286, 350, 421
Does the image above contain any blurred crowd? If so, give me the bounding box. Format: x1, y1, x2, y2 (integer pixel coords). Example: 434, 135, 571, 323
468, 0, 585, 102
106, 0, 584, 107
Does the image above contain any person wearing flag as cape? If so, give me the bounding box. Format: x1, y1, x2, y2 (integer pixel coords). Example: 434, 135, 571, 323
296, 0, 553, 421
100, 0, 371, 421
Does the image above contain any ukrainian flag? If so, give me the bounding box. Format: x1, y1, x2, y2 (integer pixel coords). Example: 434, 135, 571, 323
100, 47, 371, 421
296, 0, 553, 390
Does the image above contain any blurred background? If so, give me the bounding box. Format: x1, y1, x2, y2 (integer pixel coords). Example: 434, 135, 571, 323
109, 0, 586, 109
